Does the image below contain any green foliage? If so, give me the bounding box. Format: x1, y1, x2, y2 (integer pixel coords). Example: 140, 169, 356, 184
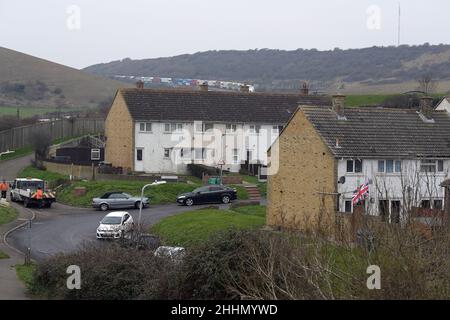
0, 251, 9, 259
0, 206, 18, 226
18, 166, 69, 185
0, 106, 59, 118
15, 264, 37, 288
151, 206, 266, 247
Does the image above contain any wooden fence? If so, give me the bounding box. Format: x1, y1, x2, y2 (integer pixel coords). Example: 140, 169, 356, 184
0, 118, 105, 152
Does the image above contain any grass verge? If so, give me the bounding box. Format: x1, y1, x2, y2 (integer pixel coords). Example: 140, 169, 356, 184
15, 264, 36, 288
151, 205, 266, 247
18, 165, 69, 184
0, 251, 9, 259
57, 180, 203, 207
0, 206, 18, 225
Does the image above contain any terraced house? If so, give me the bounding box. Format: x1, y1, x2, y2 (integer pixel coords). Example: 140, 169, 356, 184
105, 83, 330, 174
267, 96, 450, 232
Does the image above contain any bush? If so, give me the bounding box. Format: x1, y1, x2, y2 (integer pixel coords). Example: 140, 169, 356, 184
29, 227, 450, 300
187, 164, 218, 179
30, 244, 182, 299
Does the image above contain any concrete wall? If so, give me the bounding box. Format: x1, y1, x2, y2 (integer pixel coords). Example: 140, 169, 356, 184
105, 91, 134, 171
267, 109, 337, 234
0, 118, 104, 153
43, 161, 95, 180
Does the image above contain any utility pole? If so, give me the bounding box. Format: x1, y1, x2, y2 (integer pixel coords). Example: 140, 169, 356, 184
397, 2, 401, 46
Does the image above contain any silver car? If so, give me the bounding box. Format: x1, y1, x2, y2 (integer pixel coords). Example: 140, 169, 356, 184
92, 192, 149, 211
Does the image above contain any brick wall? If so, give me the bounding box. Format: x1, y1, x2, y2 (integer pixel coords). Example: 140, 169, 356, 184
105, 91, 134, 171
267, 109, 337, 234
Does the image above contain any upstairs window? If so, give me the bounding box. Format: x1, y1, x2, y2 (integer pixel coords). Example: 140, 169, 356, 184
139, 122, 152, 132
164, 123, 183, 133
378, 160, 402, 173
195, 123, 214, 133
420, 160, 444, 173
226, 124, 237, 133
249, 125, 261, 134
346, 159, 362, 173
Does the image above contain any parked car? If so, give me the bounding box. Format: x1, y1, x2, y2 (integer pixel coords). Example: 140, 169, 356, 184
96, 211, 134, 239
92, 192, 149, 211
176, 185, 237, 206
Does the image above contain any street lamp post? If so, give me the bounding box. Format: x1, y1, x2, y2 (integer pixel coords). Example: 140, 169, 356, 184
138, 180, 167, 227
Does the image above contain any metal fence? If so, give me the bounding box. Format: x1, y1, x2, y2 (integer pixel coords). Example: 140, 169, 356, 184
0, 118, 105, 153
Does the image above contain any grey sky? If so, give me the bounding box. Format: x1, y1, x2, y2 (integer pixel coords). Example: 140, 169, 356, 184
0, 0, 448, 69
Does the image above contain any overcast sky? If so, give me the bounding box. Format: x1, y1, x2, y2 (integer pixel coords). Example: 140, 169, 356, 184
0, 0, 448, 69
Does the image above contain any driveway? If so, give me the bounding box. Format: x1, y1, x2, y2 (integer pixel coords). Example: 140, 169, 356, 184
7, 202, 210, 261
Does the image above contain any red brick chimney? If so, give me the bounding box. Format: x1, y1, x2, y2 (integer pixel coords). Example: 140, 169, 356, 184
332, 94, 346, 117
420, 96, 434, 119
300, 81, 309, 96
136, 80, 144, 89
199, 82, 209, 92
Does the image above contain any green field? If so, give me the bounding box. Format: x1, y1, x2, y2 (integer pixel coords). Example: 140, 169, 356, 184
151, 205, 266, 247
0, 106, 59, 118
0, 206, 18, 226
345, 95, 394, 107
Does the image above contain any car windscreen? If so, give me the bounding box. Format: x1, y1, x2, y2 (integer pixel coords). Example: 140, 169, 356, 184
192, 186, 210, 193
17, 181, 44, 190
101, 216, 122, 224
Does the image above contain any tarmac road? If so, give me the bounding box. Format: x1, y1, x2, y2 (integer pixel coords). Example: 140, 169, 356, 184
8, 201, 210, 261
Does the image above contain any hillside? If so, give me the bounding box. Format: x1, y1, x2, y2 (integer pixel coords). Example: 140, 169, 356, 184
84, 44, 450, 94
0, 47, 127, 108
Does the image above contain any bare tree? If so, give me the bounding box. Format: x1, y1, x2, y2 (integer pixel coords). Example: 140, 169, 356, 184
418, 74, 438, 95
31, 129, 52, 169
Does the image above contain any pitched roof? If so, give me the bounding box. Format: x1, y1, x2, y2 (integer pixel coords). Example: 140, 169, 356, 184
118, 88, 331, 124
300, 106, 450, 158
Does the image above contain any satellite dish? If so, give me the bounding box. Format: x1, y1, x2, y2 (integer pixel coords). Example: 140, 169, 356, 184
338, 176, 346, 184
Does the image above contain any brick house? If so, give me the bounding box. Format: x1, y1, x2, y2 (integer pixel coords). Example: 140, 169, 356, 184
105, 84, 330, 174
267, 96, 450, 233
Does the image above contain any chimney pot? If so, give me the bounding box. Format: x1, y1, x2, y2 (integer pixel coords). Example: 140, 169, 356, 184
199, 82, 209, 92
136, 80, 144, 89
240, 84, 250, 93
332, 94, 346, 118
300, 81, 309, 96
420, 96, 434, 119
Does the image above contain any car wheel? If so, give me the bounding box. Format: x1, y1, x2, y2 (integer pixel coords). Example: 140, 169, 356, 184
135, 201, 142, 209
185, 198, 194, 206
100, 203, 109, 211
221, 195, 231, 204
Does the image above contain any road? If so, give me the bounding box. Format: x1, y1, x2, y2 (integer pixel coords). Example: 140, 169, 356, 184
0, 154, 33, 180
8, 202, 211, 261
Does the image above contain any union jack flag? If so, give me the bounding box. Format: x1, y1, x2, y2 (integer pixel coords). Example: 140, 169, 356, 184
352, 182, 369, 205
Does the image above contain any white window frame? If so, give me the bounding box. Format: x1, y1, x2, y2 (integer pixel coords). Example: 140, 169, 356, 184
232, 148, 239, 163
226, 124, 237, 134
420, 159, 444, 173
91, 148, 101, 161
194, 148, 206, 160
163, 148, 171, 159
139, 122, 152, 132
164, 123, 183, 133
195, 123, 214, 133
378, 160, 402, 173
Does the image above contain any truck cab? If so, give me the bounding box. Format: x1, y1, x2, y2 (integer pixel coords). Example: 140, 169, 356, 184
10, 178, 56, 208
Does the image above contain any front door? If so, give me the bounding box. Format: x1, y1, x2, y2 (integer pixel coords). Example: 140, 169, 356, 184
391, 201, 401, 223
135, 148, 144, 172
